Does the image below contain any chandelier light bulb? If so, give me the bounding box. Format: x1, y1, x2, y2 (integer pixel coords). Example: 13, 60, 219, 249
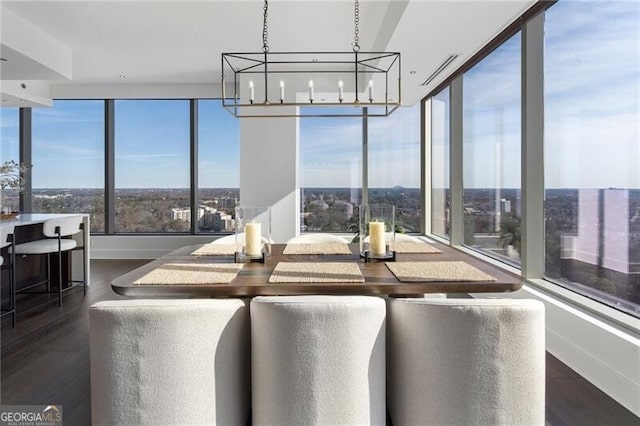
309, 80, 314, 103
279, 80, 285, 103
249, 80, 255, 103
338, 80, 344, 103
368, 79, 374, 102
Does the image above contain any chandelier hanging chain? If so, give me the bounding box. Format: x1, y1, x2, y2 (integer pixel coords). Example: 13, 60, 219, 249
262, 0, 269, 53
352, 0, 360, 52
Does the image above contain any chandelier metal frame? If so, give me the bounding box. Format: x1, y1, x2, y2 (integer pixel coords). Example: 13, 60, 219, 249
221, 0, 401, 118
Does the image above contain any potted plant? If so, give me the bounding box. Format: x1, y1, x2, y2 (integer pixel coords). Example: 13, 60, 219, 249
0, 160, 30, 217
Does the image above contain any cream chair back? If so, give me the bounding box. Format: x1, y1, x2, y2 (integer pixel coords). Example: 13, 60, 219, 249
43, 216, 83, 238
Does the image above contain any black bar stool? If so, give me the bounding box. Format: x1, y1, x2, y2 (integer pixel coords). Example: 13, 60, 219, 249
1, 224, 16, 327
11, 216, 85, 306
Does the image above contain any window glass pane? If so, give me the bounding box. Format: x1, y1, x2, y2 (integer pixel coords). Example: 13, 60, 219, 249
300, 110, 362, 233
463, 32, 521, 265
544, 1, 639, 316
32, 100, 105, 232
115, 100, 190, 233
368, 105, 420, 233
0, 108, 20, 213
197, 100, 239, 233
431, 88, 450, 238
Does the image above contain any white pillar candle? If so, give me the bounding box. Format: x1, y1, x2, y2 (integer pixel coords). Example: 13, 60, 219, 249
338, 80, 344, 102
249, 80, 255, 103
279, 80, 285, 102
368, 80, 374, 102
308, 80, 314, 102
369, 221, 386, 256
245, 222, 262, 256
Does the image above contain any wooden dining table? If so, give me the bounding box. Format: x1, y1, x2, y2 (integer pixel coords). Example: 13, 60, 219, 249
111, 242, 523, 297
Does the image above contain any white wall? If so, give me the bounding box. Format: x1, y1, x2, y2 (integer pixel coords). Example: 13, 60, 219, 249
91, 235, 216, 259
239, 108, 300, 243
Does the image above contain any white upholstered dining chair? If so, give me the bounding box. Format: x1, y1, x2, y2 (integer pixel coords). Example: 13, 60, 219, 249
251, 295, 387, 426
90, 299, 250, 426
387, 298, 546, 426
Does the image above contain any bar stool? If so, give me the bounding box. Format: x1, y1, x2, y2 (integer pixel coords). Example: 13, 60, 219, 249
1, 224, 16, 327
11, 216, 85, 306
90, 299, 250, 426
251, 295, 387, 425
387, 298, 546, 426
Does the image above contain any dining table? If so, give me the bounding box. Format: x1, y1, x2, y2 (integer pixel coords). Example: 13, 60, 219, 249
111, 241, 523, 297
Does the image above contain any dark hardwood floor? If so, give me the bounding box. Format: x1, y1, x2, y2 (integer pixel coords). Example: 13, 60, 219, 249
1, 259, 638, 426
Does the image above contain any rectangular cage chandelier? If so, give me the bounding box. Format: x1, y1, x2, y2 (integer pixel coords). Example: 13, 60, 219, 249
221, 0, 401, 118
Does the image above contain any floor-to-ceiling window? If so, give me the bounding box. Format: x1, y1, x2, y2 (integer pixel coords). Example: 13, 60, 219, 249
544, 0, 639, 315
197, 99, 239, 233
0, 108, 20, 213
31, 100, 105, 232
463, 32, 522, 265
431, 87, 451, 239
368, 105, 421, 233
114, 100, 190, 233
300, 110, 362, 233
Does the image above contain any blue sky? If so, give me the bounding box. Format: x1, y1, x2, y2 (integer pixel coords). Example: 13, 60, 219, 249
431, 0, 639, 190
299, 104, 420, 188
0, 0, 638, 190
544, 0, 639, 190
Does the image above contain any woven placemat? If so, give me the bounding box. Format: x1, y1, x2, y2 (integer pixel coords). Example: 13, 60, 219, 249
268, 262, 364, 283
283, 243, 352, 255
386, 261, 496, 282
190, 243, 236, 256
134, 262, 243, 285
394, 241, 442, 254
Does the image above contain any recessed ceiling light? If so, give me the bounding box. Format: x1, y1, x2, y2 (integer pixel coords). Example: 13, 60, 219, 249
119, 74, 126, 79
409, 70, 416, 75
0, 57, 8, 62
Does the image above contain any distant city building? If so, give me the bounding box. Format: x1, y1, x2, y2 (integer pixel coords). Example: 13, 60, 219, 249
501, 198, 511, 214
201, 210, 235, 232
171, 206, 207, 223
214, 197, 238, 210
171, 208, 192, 222
172, 205, 235, 231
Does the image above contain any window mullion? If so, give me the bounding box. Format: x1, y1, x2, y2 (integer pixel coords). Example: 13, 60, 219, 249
190, 100, 198, 234
19, 108, 32, 214
449, 76, 464, 246
521, 12, 545, 279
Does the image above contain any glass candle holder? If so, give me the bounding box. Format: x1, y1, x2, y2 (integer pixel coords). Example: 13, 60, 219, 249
235, 206, 271, 262
359, 204, 395, 261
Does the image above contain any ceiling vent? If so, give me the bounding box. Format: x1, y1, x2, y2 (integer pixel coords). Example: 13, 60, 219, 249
420, 54, 459, 86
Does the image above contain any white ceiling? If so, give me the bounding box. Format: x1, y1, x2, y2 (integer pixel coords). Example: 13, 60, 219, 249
0, 0, 536, 108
